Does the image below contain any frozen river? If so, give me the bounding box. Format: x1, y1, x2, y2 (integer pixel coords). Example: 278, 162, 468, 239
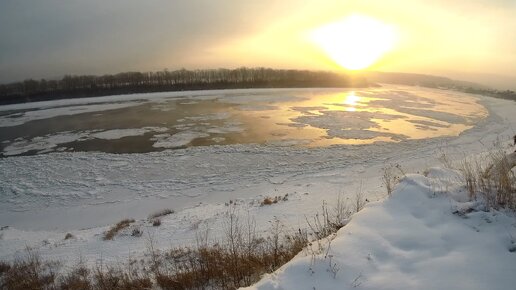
0, 85, 487, 156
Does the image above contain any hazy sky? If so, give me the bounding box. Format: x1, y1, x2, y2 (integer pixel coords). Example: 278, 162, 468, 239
1, 0, 515, 89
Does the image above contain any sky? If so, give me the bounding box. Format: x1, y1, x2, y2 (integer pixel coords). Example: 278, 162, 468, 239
1, 0, 515, 89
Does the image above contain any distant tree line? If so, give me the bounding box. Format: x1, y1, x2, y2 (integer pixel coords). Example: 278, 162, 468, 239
0, 68, 367, 105
462, 87, 516, 102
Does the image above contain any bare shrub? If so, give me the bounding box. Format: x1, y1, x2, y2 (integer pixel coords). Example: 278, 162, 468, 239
103, 219, 135, 241
131, 227, 143, 238
352, 184, 367, 213
306, 202, 340, 241
333, 193, 350, 226
305, 191, 361, 243
144, 230, 162, 278
437, 148, 454, 169
382, 164, 404, 195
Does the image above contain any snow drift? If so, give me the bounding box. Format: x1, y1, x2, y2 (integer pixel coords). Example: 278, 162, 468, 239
245, 168, 516, 290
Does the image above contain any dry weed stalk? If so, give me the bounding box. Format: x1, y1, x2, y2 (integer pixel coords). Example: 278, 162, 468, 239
382, 164, 404, 195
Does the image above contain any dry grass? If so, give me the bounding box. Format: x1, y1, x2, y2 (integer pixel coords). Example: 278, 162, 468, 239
103, 219, 135, 241
154, 213, 308, 290
459, 148, 516, 210
260, 194, 288, 206
0, 224, 309, 290
459, 157, 482, 200
261, 197, 274, 205
92, 266, 152, 290
305, 190, 362, 242
58, 264, 91, 290
0, 251, 152, 290
428, 139, 515, 209
148, 209, 174, 220
152, 219, 161, 227
0, 193, 367, 290
0, 261, 10, 274
0, 248, 59, 290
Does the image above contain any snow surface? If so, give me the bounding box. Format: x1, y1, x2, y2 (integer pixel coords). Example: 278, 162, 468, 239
0, 102, 144, 128
244, 168, 516, 290
0, 88, 515, 279
152, 131, 210, 148
3, 132, 91, 156
2, 127, 170, 156
90, 127, 168, 140
0, 88, 311, 128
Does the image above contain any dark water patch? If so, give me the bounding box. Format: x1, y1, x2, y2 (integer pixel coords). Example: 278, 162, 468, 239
65, 134, 164, 154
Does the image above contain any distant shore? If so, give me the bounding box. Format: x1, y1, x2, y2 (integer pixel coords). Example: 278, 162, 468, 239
0, 68, 367, 105
1, 68, 514, 105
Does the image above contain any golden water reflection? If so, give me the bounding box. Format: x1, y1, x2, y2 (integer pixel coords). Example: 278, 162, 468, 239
227, 85, 488, 147
342, 91, 360, 111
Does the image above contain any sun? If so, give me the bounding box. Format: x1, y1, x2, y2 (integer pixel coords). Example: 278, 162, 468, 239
311, 14, 397, 70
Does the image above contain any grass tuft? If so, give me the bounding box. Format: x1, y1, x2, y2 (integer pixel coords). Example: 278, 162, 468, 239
148, 209, 174, 220
103, 219, 135, 241
260, 194, 288, 206
152, 219, 161, 227
0, 248, 59, 290
458, 145, 516, 210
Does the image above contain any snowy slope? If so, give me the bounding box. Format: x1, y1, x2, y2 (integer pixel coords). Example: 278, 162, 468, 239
244, 168, 516, 290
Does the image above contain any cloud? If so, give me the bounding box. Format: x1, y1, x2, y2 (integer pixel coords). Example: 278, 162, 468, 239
0, 0, 515, 88
0, 0, 278, 81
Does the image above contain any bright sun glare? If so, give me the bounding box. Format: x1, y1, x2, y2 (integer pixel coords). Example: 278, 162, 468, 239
343, 91, 361, 111
311, 14, 397, 70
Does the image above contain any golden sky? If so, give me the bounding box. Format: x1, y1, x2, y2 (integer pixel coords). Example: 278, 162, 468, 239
1, 0, 515, 88
197, 0, 515, 88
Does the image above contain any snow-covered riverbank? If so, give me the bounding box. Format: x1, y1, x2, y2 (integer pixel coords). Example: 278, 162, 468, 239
245, 167, 516, 290
0, 90, 515, 270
